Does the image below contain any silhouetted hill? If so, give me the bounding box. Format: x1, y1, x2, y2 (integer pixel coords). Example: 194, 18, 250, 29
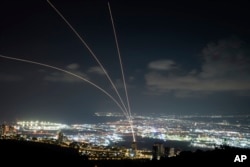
164, 145, 250, 166
0, 139, 83, 165
0, 139, 249, 166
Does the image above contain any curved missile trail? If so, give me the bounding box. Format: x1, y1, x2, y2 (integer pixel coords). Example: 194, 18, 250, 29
108, 2, 131, 117
47, 0, 129, 117
47, 0, 136, 143
0, 55, 129, 118
108, 2, 135, 142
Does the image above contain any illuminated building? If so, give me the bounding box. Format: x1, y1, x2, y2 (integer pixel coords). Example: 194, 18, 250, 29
16, 121, 69, 131
0, 124, 7, 136
0, 124, 16, 137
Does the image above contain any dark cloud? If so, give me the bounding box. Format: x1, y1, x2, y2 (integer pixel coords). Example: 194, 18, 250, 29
66, 63, 80, 70
44, 63, 89, 83
145, 37, 250, 97
87, 66, 106, 75
148, 60, 178, 71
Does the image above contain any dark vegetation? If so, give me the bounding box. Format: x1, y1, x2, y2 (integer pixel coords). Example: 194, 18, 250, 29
0, 139, 249, 166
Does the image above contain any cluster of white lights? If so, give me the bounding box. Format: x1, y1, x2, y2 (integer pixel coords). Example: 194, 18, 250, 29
16, 121, 69, 131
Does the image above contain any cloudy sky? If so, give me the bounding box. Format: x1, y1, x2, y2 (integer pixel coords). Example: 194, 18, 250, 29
1, 0, 250, 123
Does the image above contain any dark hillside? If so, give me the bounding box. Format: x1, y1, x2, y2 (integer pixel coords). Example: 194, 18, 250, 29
0, 139, 249, 166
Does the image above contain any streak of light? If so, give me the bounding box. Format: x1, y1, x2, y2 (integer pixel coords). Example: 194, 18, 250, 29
47, 0, 129, 118
0, 54, 129, 119
108, 2, 135, 142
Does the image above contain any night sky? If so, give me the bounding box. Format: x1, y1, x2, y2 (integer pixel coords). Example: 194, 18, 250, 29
1, 0, 250, 124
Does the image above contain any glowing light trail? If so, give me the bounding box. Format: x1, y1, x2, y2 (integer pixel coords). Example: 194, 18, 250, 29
47, 0, 129, 117
108, 2, 135, 142
0, 54, 128, 118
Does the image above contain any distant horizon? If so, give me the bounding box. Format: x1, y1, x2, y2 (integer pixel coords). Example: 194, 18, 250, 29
1, 112, 249, 124
1, 112, 249, 125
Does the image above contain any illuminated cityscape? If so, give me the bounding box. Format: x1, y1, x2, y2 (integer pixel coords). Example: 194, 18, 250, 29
1, 113, 249, 160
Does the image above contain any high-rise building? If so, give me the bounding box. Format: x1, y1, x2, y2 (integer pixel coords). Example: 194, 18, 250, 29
0, 124, 16, 137
165, 147, 181, 157
131, 141, 137, 151
130, 141, 137, 157
152, 142, 165, 160
168, 147, 175, 157
57, 131, 64, 144
0, 124, 6, 136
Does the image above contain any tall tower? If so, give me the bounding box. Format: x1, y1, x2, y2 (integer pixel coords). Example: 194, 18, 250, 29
0, 124, 7, 136
152, 142, 165, 160
131, 141, 137, 151
130, 141, 137, 158
57, 130, 64, 144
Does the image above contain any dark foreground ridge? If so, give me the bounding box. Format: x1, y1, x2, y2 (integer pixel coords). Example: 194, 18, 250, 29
0, 139, 249, 166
